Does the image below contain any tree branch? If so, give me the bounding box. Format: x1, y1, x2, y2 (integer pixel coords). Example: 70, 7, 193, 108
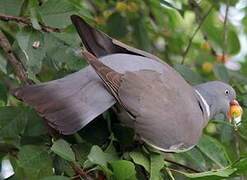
0, 146, 18, 157
0, 30, 32, 85
0, 13, 61, 33
0, 146, 18, 153
188, 0, 217, 56
69, 163, 94, 180
182, 5, 213, 64
222, 0, 229, 61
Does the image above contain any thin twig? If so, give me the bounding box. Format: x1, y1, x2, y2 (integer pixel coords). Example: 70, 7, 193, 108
222, 0, 229, 61
167, 168, 187, 174
0, 13, 61, 33
189, 0, 217, 56
0, 30, 32, 85
181, 6, 214, 64
0, 146, 18, 157
0, 146, 18, 153
164, 158, 200, 173
165, 168, 176, 180
69, 163, 94, 180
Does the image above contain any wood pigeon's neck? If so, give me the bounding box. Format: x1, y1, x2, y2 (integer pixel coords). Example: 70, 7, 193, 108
193, 85, 222, 120
193, 86, 216, 120
194, 90, 210, 118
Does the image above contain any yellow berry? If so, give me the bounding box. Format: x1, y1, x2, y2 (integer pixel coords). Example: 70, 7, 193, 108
229, 105, 243, 118
116, 2, 128, 12
216, 54, 228, 64
202, 62, 213, 73
201, 42, 210, 50
103, 10, 112, 19
127, 2, 138, 13
206, 123, 217, 134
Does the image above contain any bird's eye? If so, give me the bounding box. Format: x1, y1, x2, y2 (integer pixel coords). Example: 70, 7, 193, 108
225, 89, 229, 95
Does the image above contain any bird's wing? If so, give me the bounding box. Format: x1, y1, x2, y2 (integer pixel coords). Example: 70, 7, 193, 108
82, 51, 136, 118
71, 15, 161, 62
118, 69, 206, 152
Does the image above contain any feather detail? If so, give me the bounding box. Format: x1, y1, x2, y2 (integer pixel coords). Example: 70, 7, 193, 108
81, 51, 122, 100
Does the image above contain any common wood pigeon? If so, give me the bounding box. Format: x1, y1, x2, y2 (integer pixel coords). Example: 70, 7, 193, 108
11, 15, 242, 152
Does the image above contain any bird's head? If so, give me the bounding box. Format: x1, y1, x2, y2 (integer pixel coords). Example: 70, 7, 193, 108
194, 81, 242, 124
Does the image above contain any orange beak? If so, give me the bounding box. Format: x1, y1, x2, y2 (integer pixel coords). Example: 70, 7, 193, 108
228, 100, 243, 124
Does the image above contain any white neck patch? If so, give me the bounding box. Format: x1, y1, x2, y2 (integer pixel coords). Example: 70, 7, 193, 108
195, 90, 210, 118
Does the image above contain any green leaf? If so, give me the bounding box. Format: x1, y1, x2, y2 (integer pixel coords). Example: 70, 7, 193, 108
106, 12, 128, 39
131, 17, 150, 51
174, 64, 204, 85
51, 139, 76, 162
227, 30, 240, 55
197, 136, 230, 168
183, 147, 208, 171
40, 176, 71, 180
73, 143, 92, 165
9, 166, 53, 180
180, 167, 236, 179
29, 0, 41, 30
202, 12, 222, 47
23, 109, 48, 137
243, 15, 247, 34
40, 0, 76, 28
129, 151, 150, 173
150, 154, 165, 180
16, 28, 46, 74
0, 107, 31, 137
18, 145, 52, 169
0, 106, 46, 138
0, 0, 24, 16
110, 160, 137, 180
232, 157, 247, 174
213, 64, 229, 83
43, 32, 85, 71
87, 145, 118, 167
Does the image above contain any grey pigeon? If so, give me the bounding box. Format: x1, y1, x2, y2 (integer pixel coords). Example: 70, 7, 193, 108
11, 15, 242, 152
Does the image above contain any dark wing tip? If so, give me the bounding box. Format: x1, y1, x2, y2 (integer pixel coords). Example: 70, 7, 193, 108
70, 14, 81, 23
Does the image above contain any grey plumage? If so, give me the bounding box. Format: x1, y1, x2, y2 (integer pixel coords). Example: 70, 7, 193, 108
11, 54, 170, 135
11, 15, 238, 152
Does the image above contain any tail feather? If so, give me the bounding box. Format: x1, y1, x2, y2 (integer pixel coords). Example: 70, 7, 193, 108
11, 68, 115, 134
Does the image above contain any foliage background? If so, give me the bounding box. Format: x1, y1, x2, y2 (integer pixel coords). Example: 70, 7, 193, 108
0, 0, 247, 179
